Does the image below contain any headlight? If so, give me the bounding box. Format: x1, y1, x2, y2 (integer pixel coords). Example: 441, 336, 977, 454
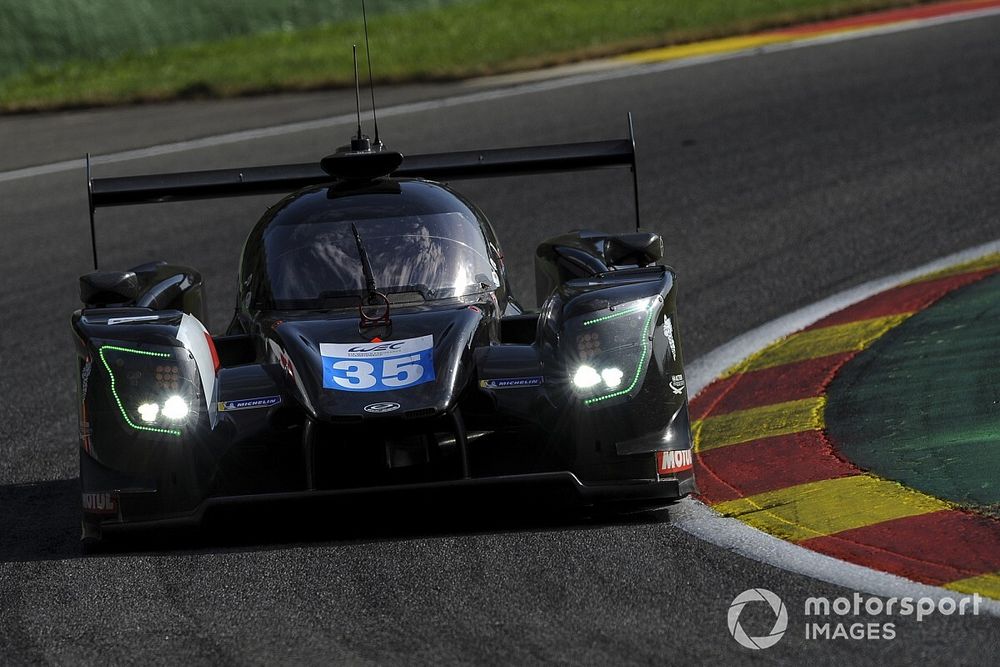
566, 296, 661, 405
572, 365, 602, 389
98, 344, 200, 436
137, 402, 159, 422
572, 365, 623, 390
161, 395, 190, 420
600, 367, 624, 388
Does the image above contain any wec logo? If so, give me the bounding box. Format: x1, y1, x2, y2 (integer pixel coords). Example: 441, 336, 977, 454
348, 342, 407, 354
728, 589, 788, 650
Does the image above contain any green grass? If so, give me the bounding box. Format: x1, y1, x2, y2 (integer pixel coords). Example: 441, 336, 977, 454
0, 0, 933, 112
0, 0, 479, 80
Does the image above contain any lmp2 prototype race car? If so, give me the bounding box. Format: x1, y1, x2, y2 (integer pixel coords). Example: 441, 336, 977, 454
73, 116, 695, 544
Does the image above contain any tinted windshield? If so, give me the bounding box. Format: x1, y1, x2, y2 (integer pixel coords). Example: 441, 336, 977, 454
263, 211, 498, 309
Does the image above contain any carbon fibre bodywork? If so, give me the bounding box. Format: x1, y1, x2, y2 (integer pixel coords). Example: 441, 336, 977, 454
74, 131, 695, 543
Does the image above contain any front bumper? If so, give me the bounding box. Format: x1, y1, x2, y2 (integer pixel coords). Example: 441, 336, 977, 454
97, 471, 694, 534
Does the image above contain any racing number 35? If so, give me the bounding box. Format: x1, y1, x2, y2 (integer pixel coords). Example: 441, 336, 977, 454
320, 336, 436, 392
330, 355, 424, 389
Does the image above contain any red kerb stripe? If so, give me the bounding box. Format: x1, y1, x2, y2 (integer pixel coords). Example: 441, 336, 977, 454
696, 430, 858, 503
806, 270, 997, 329
801, 510, 1000, 584
772, 0, 1000, 37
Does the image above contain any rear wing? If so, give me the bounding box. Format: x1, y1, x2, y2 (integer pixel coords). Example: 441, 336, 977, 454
86, 113, 640, 269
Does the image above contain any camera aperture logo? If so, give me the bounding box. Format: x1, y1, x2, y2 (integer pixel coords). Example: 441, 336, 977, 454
727, 588, 983, 648
728, 588, 788, 650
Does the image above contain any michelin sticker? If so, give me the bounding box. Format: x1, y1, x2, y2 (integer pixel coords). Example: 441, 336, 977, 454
321, 336, 436, 392
218, 396, 282, 412
479, 376, 544, 389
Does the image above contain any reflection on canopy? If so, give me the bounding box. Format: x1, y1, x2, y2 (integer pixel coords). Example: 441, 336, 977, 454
264, 212, 498, 308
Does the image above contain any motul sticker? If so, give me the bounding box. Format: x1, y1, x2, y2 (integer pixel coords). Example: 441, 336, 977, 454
321, 336, 435, 392
82, 492, 117, 514
657, 449, 693, 474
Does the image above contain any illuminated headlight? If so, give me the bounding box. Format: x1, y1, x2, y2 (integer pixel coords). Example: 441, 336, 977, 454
136, 396, 190, 422
573, 365, 602, 389
601, 367, 623, 388
573, 366, 624, 391
99, 344, 200, 436
566, 295, 663, 404
137, 402, 160, 423
161, 395, 190, 420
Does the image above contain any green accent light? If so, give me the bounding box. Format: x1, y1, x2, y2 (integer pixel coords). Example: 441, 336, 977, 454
98, 345, 182, 437
584, 305, 658, 405
583, 306, 644, 326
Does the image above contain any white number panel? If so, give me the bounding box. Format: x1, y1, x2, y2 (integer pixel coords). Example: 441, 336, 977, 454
320, 336, 436, 392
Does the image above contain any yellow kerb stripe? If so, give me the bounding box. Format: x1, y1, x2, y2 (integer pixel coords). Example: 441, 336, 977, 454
944, 571, 1000, 600
618, 33, 791, 64
618, 25, 877, 65
713, 475, 951, 542
902, 252, 1000, 285
693, 396, 824, 452
722, 314, 910, 377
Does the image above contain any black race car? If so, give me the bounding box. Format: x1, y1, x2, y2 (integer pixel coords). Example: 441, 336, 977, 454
74, 118, 694, 544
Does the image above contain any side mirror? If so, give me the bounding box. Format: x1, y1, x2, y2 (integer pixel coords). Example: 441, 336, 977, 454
605, 232, 663, 267
79, 262, 205, 323
80, 271, 140, 307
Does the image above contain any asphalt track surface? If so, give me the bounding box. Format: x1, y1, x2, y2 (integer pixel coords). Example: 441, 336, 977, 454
1, 13, 999, 665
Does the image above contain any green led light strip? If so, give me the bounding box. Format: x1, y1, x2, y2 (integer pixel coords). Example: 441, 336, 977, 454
584, 305, 657, 405
98, 345, 182, 437
582, 306, 644, 326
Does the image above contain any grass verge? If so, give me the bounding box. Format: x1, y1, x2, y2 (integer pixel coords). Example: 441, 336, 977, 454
0, 0, 480, 81
0, 0, 938, 112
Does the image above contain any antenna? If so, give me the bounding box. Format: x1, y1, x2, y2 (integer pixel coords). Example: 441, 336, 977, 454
362, 0, 380, 147
627, 112, 641, 232
352, 44, 363, 141
349, 43, 371, 152
86, 152, 99, 269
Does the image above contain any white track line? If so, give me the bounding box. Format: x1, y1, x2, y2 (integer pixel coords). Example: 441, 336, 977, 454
675, 239, 1000, 615
2, 4, 999, 185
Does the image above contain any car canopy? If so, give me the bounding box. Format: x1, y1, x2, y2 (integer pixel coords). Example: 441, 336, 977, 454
242, 179, 500, 310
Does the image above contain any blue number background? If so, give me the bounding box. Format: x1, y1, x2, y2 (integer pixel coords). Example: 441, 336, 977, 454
322, 349, 436, 392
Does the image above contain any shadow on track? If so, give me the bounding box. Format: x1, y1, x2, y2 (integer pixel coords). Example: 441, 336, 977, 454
0, 478, 676, 562
0, 478, 81, 561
